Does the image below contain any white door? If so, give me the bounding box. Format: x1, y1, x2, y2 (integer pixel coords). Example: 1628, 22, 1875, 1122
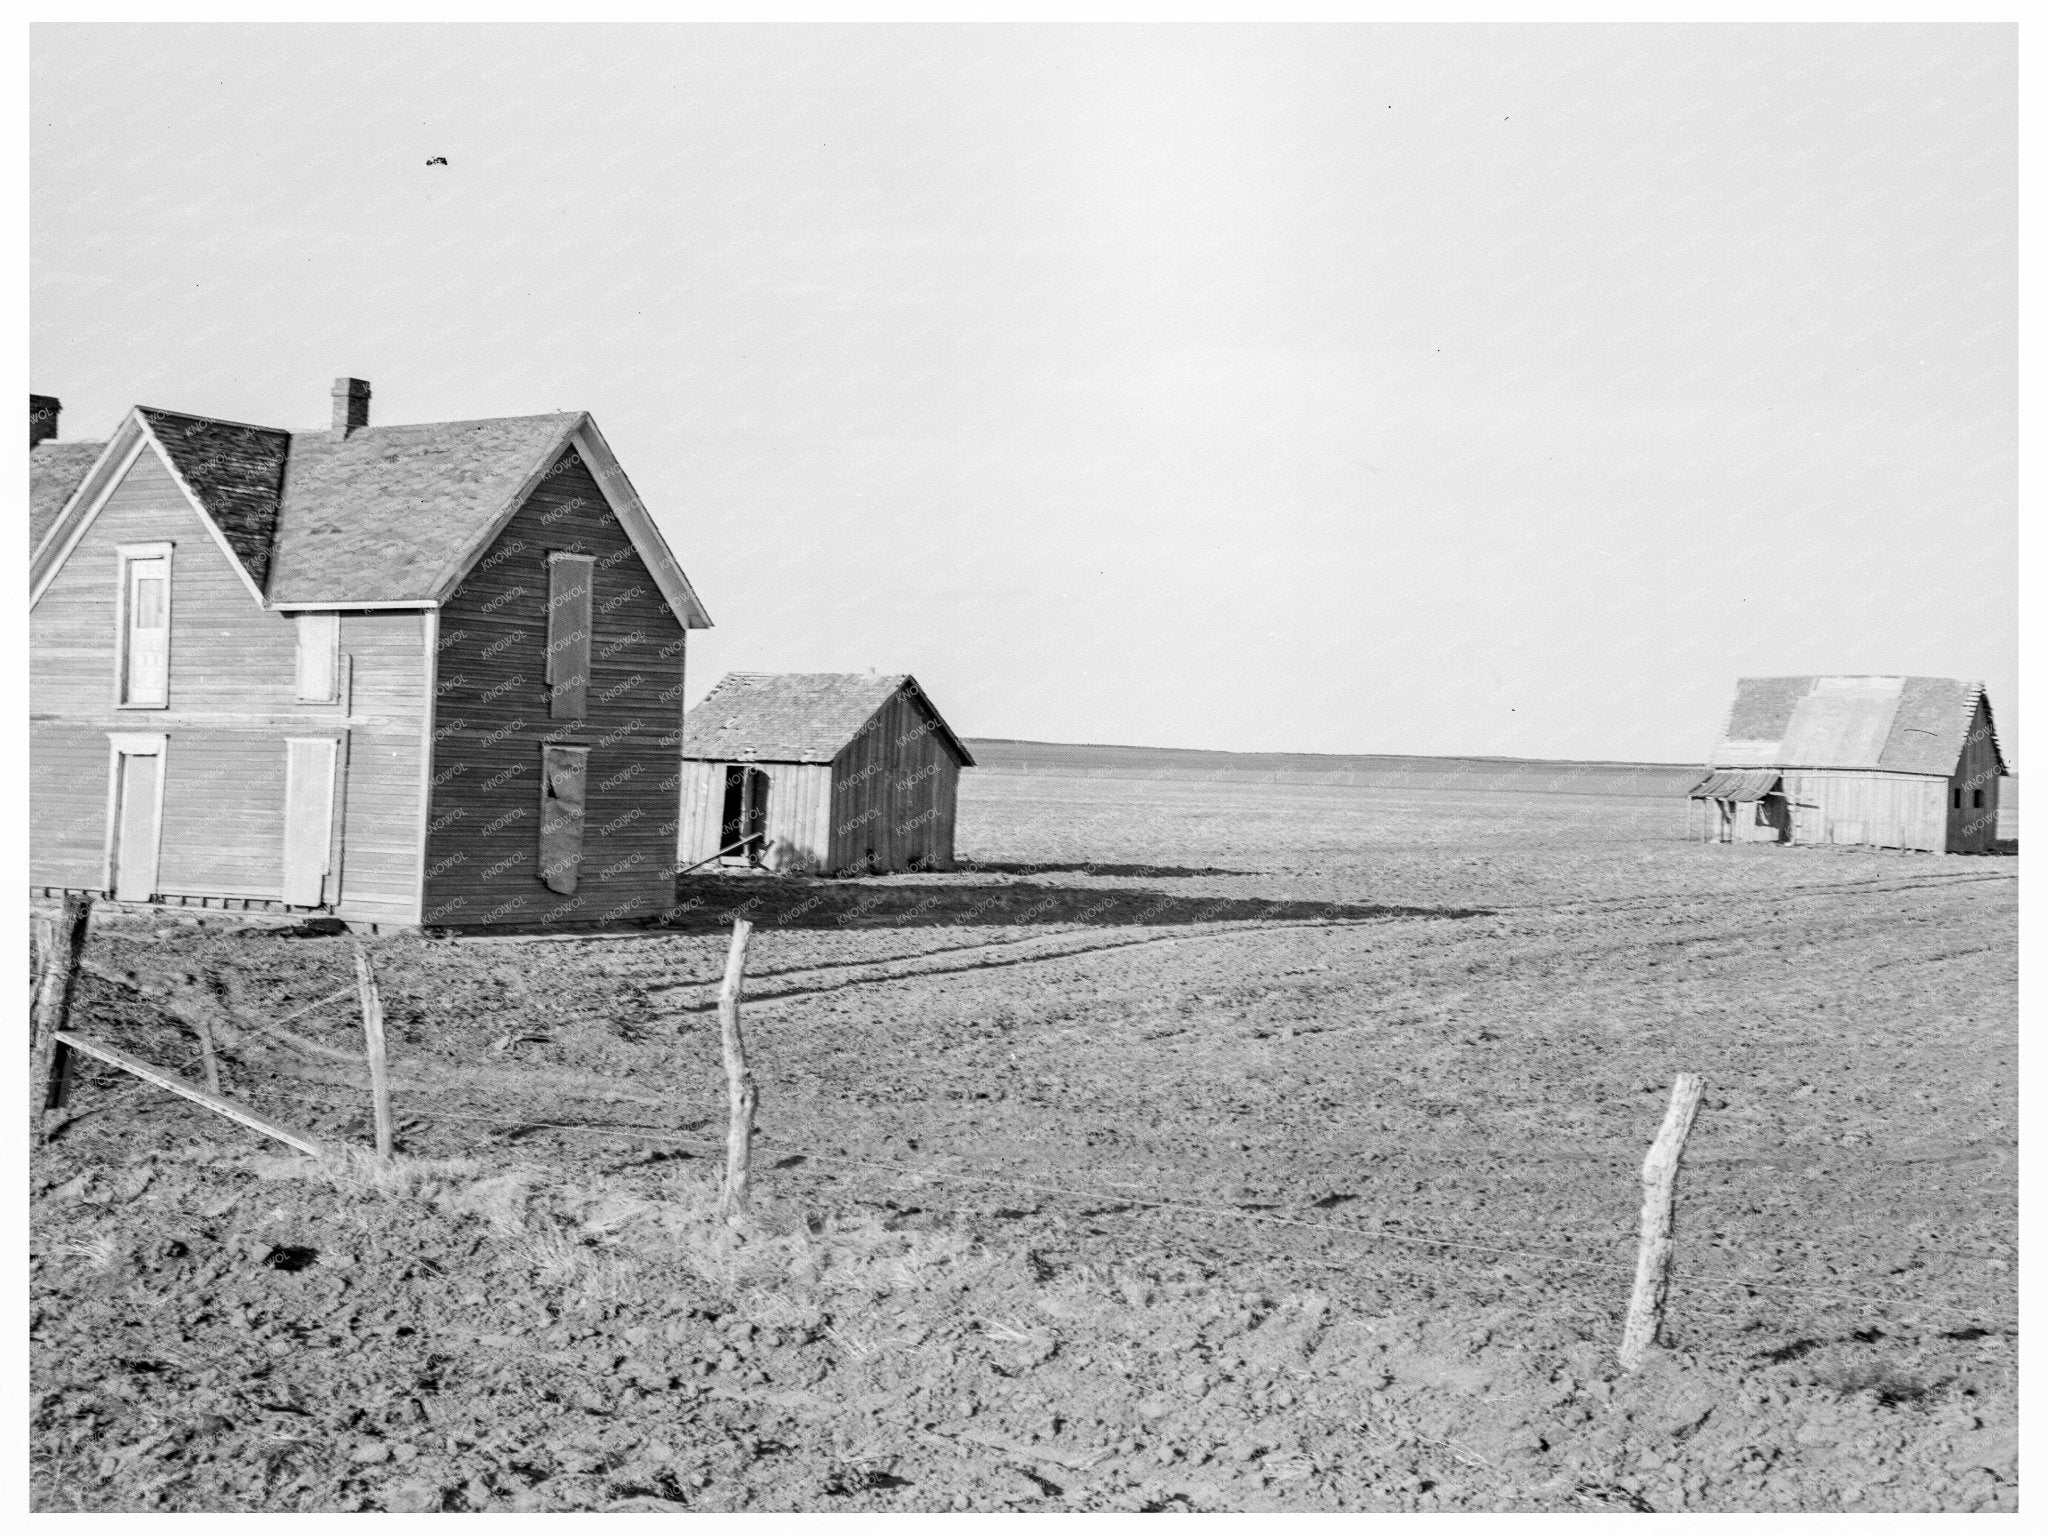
281, 738, 340, 907
109, 747, 163, 902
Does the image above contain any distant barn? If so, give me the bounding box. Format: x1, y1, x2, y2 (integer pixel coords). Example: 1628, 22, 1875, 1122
1690, 676, 2008, 853
677, 673, 973, 875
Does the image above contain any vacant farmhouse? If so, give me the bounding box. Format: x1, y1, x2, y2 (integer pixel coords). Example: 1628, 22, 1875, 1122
1690, 675, 2007, 853
29, 382, 711, 930
677, 672, 973, 875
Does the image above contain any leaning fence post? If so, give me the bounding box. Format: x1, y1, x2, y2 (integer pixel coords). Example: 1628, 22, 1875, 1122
1619, 1072, 1706, 1371
32, 894, 94, 1133
716, 918, 757, 1223
353, 946, 394, 1160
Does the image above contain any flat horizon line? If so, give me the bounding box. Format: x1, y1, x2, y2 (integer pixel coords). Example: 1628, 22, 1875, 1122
961, 737, 1704, 771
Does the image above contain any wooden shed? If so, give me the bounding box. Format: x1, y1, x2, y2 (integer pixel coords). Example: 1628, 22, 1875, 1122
1689, 675, 2008, 853
29, 382, 711, 930
677, 673, 973, 875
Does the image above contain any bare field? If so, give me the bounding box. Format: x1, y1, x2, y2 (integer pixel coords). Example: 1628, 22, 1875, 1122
29, 771, 2018, 1511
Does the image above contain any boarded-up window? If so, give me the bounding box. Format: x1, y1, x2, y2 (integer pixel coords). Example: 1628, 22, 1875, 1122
294, 613, 340, 703
281, 738, 341, 906
120, 550, 173, 706
546, 554, 594, 721
538, 744, 589, 895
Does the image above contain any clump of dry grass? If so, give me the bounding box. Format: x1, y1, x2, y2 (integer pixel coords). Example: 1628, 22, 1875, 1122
433, 1168, 545, 1234
245, 1145, 1012, 1336
249, 1147, 487, 1201
55, 1234, 127, 1273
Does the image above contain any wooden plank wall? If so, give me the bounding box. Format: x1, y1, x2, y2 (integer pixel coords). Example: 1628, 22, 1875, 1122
1947, 696, 2003, 853
828, 690, 962, 874
676, 760, 834, 872
421, 450, 688, 927
1728, 794, 1788, 844
335, 611, 427, 922
1783, 771, 1946, 852
677, 759, 726, 867
757, 763, 832, 871
28, 445, 351, 899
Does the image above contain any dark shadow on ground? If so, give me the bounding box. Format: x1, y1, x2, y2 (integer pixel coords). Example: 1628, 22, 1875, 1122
657, 874, 1491, 933
955, 861, 1256, 879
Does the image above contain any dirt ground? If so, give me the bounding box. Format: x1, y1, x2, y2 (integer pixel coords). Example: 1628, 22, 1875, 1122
28, 773, 2018, 1512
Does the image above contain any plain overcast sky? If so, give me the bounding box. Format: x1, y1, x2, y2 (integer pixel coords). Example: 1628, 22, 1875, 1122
30, 24, 2015, 762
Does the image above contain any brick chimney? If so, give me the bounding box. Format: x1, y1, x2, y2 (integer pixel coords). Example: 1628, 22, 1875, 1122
331, 377, 371, 435
30, 394, 60, 449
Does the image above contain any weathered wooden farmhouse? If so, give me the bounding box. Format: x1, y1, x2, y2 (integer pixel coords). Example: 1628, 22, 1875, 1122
29, 382, 711, 930
1689, 675, 2007, 853
677, 673, 973, 875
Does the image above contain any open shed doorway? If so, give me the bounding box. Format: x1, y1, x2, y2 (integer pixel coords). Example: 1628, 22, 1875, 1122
720, 766, 769, 865
1755, 791, 1791, 843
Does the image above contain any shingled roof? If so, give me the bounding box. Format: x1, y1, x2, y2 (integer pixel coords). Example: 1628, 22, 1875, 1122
29, 440, 103, 552
266, 414, 583, 604
681, 673, 974, 766
1710, 676, 2006, 776
28, 402, 709, 626
139, 409, 293, 590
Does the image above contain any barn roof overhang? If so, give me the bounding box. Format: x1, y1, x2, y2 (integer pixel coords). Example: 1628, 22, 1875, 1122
1688, 769, 1782, 802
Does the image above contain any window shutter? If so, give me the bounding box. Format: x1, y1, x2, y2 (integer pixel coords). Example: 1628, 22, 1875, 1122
546, 555, 594, 721
295, 613, 340, 702
538, 744, 589, 895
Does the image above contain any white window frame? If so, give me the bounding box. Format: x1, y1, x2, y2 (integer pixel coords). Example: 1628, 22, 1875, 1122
294, 612, 342, 704
114, 541, 175, 709
102, 733, 169, 897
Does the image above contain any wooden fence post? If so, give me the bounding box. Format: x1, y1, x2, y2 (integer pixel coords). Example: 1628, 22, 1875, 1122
717, 918, 757, 1223
1619, 1072, 1706, 1371
188, 1001, 223, 1096
353, 946, 394, 1160
32, 894, 94, 1131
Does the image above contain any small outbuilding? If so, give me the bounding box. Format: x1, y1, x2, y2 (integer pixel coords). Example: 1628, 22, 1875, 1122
677, 672, 973, 875
1690, 675, 2008, 853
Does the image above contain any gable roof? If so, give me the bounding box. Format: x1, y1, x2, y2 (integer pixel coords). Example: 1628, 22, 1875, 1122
28, 405, 710, 627
29, 440, 103, 552
681, 672, 975, 766
266, 414, 584, 604
1711, 676, 2007, 776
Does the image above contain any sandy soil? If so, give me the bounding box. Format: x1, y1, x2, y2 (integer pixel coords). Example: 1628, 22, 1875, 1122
29, 774, 2017, 1511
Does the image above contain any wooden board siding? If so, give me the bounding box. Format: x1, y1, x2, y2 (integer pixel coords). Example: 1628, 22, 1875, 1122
334, 611, 427, 922
828, 690, 962, 874
1947, 696, 2002, 853
1781, 771, 1947, 853
155, 731, 286, 896
31, 445, 322, 899
677, 760, 833, 872
1725, 793, 1789, 845
677, 759, 725, 867
421, 450, 687, 927
675, 765, 724, 871
760, 763, 833, 872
